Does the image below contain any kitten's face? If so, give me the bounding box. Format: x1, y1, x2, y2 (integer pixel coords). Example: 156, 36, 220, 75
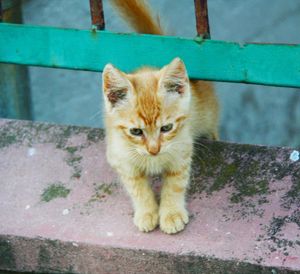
102, 58, 191, 157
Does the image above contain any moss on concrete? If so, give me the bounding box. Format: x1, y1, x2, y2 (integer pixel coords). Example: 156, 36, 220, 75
65, 146, 78, 154
190, 141, 272, 204
0, 120, 104, 149
66, 155, 82, 165
0, 132, 17, 149
87, 129, 103, 143
0, 120, 105, 181
65, 149, 83, 179
37, 239, 64, 273
0, 238, 16, 269
88, 182, 116, 203
38, 245, 51, 267
259, 209, 300, 255
188, 140, 300, 255
284, 180, 300, 204
230, 179, 268, 203
281, 177, 300, 209
209, 163, 238, 192
41, 183, 71, 202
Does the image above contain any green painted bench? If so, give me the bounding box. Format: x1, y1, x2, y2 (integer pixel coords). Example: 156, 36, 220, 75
1, 22, 300, 88
0, 0, 300, 94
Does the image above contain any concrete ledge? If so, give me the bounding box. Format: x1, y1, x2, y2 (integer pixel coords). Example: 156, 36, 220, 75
0, 119, 299, 273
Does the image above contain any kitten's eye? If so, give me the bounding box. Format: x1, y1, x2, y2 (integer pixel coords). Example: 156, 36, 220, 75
161, 123, 173, 133
130, 128, 143, 136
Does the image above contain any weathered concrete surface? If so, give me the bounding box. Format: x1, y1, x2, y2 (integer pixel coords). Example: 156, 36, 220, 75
0, 119, 299, 274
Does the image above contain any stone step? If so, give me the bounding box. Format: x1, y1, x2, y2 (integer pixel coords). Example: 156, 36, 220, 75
0, 119, 299, 274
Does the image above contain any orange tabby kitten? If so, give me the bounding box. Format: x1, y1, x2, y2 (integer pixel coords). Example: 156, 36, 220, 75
102, 0, 219, 234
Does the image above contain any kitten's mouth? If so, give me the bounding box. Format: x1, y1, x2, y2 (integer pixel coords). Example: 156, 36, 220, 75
148, 151, 165, 157
136, 150, 164, 157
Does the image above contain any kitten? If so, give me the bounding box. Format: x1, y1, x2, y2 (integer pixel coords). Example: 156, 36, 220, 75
102, 0, 219, 234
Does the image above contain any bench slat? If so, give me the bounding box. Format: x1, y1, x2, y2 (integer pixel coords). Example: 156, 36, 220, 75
0, 23, 300, 88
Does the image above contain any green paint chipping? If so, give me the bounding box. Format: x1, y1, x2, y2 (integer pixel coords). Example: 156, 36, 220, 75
194, 36, 204, 44
41, 183, 71, 202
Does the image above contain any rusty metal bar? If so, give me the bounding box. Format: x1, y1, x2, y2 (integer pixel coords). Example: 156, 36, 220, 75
0, 1, 32, 120
0, 0, 3, 22
194, 0, 210, 39
89, 0, 105, 30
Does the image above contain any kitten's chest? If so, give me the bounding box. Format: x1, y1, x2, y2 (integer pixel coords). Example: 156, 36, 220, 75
142, 154, 184, 176
142, 156, 166, 175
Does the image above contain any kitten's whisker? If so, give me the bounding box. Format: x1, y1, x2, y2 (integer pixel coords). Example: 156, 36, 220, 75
89, 110, 104, 121
165, 140, 210, 155
192, 140, 211, 150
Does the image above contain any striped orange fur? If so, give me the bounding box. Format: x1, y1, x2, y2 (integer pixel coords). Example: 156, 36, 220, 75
102, 0, 219, 234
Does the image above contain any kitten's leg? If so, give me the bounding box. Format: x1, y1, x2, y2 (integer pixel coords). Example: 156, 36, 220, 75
159, 163, 190, 234
121, 173, 159, 232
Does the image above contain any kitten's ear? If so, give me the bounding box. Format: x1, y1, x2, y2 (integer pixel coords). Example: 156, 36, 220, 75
102, 64, 131, 108
160, 58, 189, 95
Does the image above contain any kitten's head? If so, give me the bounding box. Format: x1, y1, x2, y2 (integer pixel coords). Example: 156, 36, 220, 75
102, 58, 191, 157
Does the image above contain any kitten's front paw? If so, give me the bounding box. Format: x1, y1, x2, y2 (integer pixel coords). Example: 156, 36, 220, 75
159, 208, 189, 234
134, 211, 159, 232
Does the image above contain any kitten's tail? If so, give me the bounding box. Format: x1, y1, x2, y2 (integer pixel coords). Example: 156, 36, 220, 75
109, 0, 164, 35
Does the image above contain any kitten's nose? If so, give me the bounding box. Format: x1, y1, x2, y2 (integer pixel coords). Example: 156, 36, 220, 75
147, 145, 160, 156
